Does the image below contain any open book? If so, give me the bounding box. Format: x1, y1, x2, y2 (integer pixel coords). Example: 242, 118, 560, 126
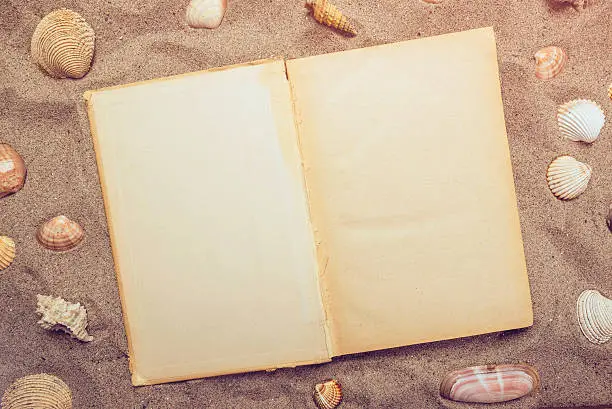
84, 27, 533, 386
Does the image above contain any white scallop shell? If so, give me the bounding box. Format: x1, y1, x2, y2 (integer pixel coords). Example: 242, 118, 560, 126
577, 290, 612, 344
185, 0, 227, 29
546, 156, 591, 201
557, 99, 605, 143
2, 374, 72, 409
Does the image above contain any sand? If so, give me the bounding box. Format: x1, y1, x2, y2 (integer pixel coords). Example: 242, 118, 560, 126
0, 0, 611, 407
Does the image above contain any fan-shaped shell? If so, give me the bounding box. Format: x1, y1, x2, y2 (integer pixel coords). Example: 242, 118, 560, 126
37, 215, 85, 252
577, 290, 612, 344
185, 0, 227, 29
546, 156, 591, 200
36, 294, 93, 342
306, 0, 356, 36
2, 373, 72, 409
557, 99, 605, 143
0, 236, 16, 271
0, 144, 27, 199
31, 9, 95, 79
313, 379, 342, 409
534, 46, 566, 80
440, 364, 540, 403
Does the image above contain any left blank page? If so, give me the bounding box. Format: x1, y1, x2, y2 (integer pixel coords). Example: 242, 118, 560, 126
85, 59, 330, 385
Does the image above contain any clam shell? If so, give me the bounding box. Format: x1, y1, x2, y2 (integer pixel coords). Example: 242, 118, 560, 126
36, 294, 93, 342
313, 379, 343, 409
534, 46, 566, 80
0, 236, 16, 271
306, 0, 356, 36
37, 215, 85, 252
440, 364, 540, 403
557, 99, 605, 143
31, 9, 95, 79
546, 155, 591, 200
2, 374, 72, 409
0, 144, 27, 199
577, 290, 612, 344
185, 0, 227, 29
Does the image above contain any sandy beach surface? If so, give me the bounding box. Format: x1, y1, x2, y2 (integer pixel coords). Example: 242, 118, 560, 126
1, 0, 611, 407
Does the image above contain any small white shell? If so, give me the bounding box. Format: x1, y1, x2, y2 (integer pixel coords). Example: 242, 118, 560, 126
546, 156, 591, 201
557, 99, 605, 143
185, 0, 227, 29
577, 290, 612, 344
36, 294, 93, 342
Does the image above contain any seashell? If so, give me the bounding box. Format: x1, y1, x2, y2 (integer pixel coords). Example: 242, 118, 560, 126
557, 99, 605, 143
552, 0, 586, 8
37, 215, 85, 252
31, 9, 95, 79
608, 83, 612, 101
576, 289, 612, 344
305, 0, 356, 37
313, 379, 343, 409
440, 364, 540, 403
185, 0, 227, 29
421, 0, 443, 3
36, 294, 93, 342
0, 144, 27, 199
0, 236, 16, 271
534, 46, 566, 80
546, 155, 591, 200
606, 204, 612, 233
2, 373, 72, 409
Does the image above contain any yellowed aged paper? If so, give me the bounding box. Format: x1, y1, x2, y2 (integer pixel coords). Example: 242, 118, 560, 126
286, 27, 533, 356
85, 59, 330, 385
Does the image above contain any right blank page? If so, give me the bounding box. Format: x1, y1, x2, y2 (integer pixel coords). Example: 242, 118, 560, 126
286, 27, 533, 357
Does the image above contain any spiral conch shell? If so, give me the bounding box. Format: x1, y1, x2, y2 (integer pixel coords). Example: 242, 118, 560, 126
37, 215, 85, 252
557, 99, 605, 143
313, 379, 343, 409
185, 0, 227, 29
306, 0, 356, 36
534, 46, 566, 80
36, 294, 93, 342
440, 364, 540, 403
546, 156, 591, 200
577, 290, 612, 344
31, 9, 95, 79
0, 143, 27, 199
0, 236, 16, 271
2, 374, 72, 409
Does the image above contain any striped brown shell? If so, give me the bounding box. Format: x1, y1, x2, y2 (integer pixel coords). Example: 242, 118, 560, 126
0, 236, 16, 271
314, 379, 343, 409
31, 9, 95, 79
534, 46, 566, 80
0, 143, 27, 199
305, 0, 356, 36
2, 374, 72, 409
37, 215, 85, 252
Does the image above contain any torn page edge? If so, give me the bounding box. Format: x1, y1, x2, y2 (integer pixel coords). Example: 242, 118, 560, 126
284, 59, 336, 359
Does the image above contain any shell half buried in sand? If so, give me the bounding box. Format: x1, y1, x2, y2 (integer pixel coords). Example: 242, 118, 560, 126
534, 46, 566, 80
0, 236, 16, 271
37, 215, 85, 252
546, 155, 592, 200
440, 364, 540, 403
314, 379, 343, 409
36, 294, 93, 342
557, 99, 605, 143
0, 143, 27, 199
2, 373, 72, 409
577, 290, 612, 344
185, 0, 227, 29
31, 9, 95, 79
305, 0, 356, 36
